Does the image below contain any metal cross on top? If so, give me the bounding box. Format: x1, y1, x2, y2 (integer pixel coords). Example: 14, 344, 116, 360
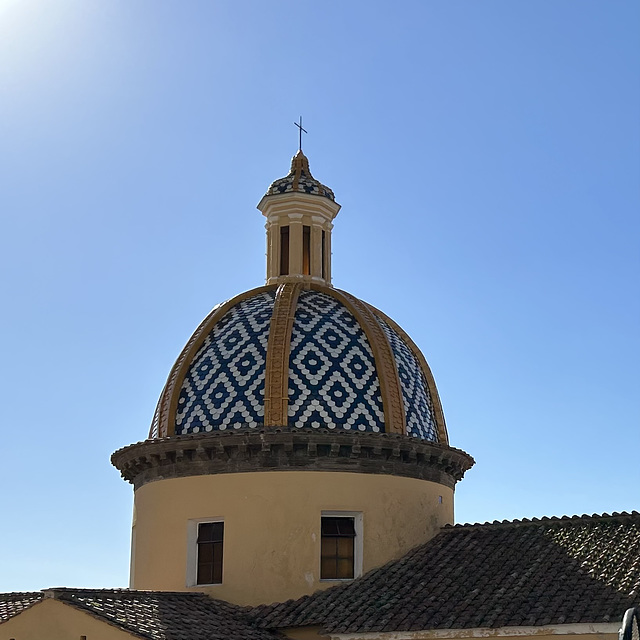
294, 116, 307, 151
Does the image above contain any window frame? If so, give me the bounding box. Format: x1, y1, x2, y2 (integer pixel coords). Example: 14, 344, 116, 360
319, 511, 363, 582
302, 224, 311, 275
321, 229, 326, 280
280, 225, 290, 276
186, 517, 224, 587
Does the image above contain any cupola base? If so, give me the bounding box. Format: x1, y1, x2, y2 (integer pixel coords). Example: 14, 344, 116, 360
113, 430, 473, 606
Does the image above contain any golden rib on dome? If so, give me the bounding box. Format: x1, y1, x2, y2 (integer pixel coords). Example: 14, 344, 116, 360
290, 150, 309, 192
367, 304, 449, 445
263, 281, 302, 426
315, 285, 406, 435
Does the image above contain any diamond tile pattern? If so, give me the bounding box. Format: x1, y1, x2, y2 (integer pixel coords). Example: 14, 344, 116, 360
376, 316, 439, 441
288, 291, 385, 432
176, 291, 275, 434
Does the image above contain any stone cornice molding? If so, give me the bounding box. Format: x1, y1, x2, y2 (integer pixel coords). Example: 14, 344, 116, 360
258, 191, 341, 222
111, 430, 475, 491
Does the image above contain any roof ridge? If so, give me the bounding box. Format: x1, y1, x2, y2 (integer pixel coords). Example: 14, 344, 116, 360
442, 510, 640, 530
42, 587, 224, 601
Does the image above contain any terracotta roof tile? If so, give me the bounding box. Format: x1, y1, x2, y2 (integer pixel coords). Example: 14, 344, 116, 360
0, 589, 283, 640
0, 592, 43, 622
255, 511, 640, 634
57, 589, 284, 640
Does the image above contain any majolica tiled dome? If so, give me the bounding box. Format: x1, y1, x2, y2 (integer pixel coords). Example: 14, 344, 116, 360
149, 150, 448, 444
265, 150, 335, 201
150, 283, 448, 444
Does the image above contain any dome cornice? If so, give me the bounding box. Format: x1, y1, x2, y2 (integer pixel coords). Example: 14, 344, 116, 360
112, 430, 474, 491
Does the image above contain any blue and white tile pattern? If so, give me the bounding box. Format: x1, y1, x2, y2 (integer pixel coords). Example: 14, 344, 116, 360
267, 173, 335, 201
175, 291, 275, 434
288, 291, 385, 432
375, 316, 439, 441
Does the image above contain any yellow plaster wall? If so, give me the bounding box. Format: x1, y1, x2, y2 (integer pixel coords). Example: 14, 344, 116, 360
131, 470, 453, 606
0, 598, 136, 640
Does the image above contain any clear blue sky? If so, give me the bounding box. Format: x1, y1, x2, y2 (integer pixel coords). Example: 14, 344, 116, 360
1, 0, 638, 592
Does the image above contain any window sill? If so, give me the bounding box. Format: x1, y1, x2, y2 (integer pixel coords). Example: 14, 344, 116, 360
319, 578, 356, 582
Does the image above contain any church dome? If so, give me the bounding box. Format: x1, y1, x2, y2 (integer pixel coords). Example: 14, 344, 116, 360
148, 149, 449, 445
265, 150, 335, 201
114, 143, 473, 608
150, 283, 447, 443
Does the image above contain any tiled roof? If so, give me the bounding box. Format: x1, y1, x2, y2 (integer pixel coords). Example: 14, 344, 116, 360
0, 592, 43, 622
0, 589, 283, 640
255, 512, 640, 634
3, 513, 638, 636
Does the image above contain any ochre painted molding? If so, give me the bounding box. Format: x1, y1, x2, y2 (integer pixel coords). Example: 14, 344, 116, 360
318, 285, 406, 435
334, 623, 620, 640
151, 285, 276, 439
264, 282, 303, 426
367, 304, 449, 445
